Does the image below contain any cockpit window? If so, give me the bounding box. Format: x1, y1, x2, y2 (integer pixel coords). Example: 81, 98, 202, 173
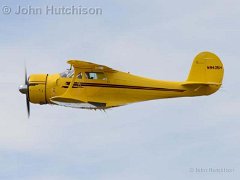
85, 72, 107, 80
60, 70, 82, 79
60, 70, 74, 78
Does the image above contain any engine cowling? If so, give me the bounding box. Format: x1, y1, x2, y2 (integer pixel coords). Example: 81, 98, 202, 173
28, 74, 48, 104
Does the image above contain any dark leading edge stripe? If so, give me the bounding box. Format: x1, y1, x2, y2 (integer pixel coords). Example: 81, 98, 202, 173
62, 82, 186, 92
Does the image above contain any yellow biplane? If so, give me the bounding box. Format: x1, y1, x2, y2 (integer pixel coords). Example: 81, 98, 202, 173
19, 52, 224, 117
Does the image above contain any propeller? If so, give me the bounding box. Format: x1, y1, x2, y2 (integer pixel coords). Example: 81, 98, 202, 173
25, 66, 30, 118
19, 65, 30, 118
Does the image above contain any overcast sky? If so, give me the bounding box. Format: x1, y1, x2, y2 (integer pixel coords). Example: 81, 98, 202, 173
0, 0, 240, 179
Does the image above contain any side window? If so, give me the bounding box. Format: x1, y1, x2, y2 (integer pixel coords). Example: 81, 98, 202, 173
85, 72, 107, 80
86, 72, 97, 79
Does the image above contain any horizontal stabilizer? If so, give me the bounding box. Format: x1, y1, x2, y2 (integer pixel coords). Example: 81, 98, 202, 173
182, 81, 222, 86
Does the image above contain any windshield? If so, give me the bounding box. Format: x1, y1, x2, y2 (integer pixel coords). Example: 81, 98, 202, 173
60, 70, 83, 79
60, 69, 74, 78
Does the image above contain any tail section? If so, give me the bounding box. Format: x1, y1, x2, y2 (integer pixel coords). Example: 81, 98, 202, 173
187, 52, 224, 83
183, 52, 224, 95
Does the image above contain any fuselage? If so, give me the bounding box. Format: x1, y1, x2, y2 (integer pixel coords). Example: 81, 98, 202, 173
27, 70, 220, 109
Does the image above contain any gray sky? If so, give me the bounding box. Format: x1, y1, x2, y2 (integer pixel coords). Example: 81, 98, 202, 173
0, 0, 240, 179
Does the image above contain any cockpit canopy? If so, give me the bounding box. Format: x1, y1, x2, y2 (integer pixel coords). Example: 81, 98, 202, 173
60, 69, 74, 78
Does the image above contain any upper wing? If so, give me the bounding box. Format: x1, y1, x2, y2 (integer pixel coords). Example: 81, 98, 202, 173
67, 60, 117, 72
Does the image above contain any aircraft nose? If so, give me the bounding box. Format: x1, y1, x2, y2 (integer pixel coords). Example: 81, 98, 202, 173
19, 84, 28, 94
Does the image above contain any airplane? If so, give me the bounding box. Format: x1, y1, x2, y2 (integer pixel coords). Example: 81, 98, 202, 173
19, 51, 224, 117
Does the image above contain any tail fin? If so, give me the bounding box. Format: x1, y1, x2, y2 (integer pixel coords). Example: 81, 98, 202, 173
182, 52, 224, 95
187, 52, 224, 84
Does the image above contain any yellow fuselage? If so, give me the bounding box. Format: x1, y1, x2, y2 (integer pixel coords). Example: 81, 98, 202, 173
28, 70, 220, 108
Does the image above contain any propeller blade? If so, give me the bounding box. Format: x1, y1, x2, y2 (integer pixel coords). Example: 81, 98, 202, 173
26, 94, 30, 118
24, 64, 30, 118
